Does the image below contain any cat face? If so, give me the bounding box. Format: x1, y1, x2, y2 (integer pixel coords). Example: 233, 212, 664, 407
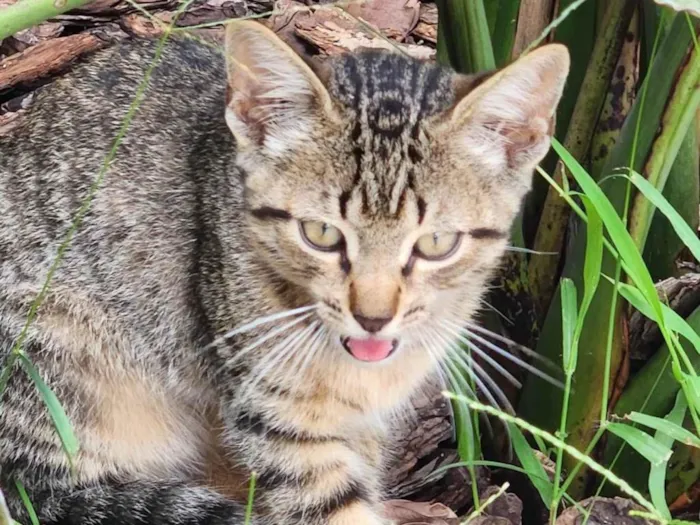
224, 21, 568, 402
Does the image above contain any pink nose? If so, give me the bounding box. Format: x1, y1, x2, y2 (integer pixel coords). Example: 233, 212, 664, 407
353, 314, 391, 333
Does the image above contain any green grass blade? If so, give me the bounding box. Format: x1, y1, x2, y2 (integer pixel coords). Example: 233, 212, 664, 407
629, 169, 700, 263
551, 140, 659, 309
561, 278, 578, 373
604, 306, 700, 498
0, 0, 95, 41
577, 198, 604, 346
649, 391, 688, 520
509, 423, 554, 506
244, 471, 257, 525
13, 482, 38, 525
18, 354, 79, 462
628, 29, 700, 253
642, 123, 699, 281
624, 410, 700, 448
606, 423, 672, 466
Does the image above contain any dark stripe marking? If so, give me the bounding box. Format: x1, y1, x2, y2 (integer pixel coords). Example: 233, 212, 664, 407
416, 197, 427, 225
338, 190, 351, 219
235, 411, 339, 444
250, 207, 292, 221
469, 228, 508, 240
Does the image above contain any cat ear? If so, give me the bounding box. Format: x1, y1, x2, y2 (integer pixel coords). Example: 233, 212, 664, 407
449, 44, 570, 177
224, 21, 336, 156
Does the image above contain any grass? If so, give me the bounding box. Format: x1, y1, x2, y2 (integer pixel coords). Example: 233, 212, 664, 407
1, 0, 700, 523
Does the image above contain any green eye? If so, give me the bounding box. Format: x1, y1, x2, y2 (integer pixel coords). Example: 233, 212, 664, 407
414, 232, 462, 260
299, 221, 344, 252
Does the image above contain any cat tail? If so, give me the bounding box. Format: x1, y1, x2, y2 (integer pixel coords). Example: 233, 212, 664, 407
7, 480, 255, 525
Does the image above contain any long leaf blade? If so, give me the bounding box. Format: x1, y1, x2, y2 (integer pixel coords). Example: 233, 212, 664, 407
19, 354, 79, 461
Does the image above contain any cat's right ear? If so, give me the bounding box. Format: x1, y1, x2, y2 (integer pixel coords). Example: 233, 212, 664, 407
224, 21, 337, 157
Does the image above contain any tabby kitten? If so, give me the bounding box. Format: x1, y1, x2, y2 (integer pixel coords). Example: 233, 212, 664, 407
0, 20, 569, 525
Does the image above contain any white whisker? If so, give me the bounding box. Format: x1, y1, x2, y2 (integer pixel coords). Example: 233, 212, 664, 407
434, 330, 515, 415
224, 312, 314, 368
456, 323, 564, 389
293, 326, 328, 382
463, 320, 559, 368
205, 304, 318, 350
440, 321, 521, 388
243, 321, 320, 398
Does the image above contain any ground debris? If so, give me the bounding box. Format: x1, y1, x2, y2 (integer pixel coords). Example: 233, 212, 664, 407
555, 497, 654, 525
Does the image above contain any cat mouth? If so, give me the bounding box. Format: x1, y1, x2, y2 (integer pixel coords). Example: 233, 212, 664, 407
341, 336, 398, 362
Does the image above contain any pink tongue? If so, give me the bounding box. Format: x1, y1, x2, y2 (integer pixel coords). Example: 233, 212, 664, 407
345, 337, 394, 362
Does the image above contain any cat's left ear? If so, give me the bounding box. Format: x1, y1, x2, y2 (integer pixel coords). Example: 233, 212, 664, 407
449, 44, 570, 178
224, 20, 337, 156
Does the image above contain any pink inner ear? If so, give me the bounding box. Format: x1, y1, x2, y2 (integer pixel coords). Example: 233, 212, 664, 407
495, 115, 551, 169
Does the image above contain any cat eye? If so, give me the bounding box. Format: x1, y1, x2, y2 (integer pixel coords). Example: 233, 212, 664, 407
299, 221, 344, 251
413, 232, 462, 261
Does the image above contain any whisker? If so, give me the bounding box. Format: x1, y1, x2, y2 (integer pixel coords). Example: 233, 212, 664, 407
453, 323, 564, 389
440, 338, 515, 415
293, 326, 328, 382
224, 312, 314, 368
505, 246, 557, 255
243, 322, 320, 398
205, 304, 318, 350
416, 333, 450, 392
440, 322, 521, 388
424, 328, 478, 402
463, 321, 559, 368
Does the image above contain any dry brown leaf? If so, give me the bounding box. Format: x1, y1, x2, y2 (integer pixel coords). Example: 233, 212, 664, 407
12, 22, 64, 46
412, 3, 437, 44
344, 0, 420, 41
382, 499, 459, 525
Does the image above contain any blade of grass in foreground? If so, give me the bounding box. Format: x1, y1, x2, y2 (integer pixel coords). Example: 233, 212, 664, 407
19, 354, 78, 465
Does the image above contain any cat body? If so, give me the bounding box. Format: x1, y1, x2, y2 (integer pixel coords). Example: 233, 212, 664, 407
0, 22, 569, 525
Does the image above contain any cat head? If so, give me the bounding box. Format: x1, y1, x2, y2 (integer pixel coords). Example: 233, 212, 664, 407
224, 20, 569, 409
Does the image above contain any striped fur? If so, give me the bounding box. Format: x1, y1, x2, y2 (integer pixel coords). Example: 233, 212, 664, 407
0, 21, 569, 525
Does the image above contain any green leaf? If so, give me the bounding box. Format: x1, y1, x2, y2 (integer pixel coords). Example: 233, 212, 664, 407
509, 424, 554, 506
0, 0, 95, 41
577, 197, 604, 345
614, 281, 700, 356
625, 410, 700, 448
435, 0, 495, 73
628, 28, 700, 253
606, 422, 672, 467
489, 0, 521, 66
604, 306, 700, 500
561, 278, 578, 373
648, 391, 688, 519
13, 481, 38, 525
630, 169, 700, 264
19, 354, 79, 461
551, 139, 661, 314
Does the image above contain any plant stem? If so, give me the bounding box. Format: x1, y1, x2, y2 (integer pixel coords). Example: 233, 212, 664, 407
0, 0, 95, 41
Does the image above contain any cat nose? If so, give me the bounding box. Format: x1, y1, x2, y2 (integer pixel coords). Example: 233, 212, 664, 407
353, 314, 392, 333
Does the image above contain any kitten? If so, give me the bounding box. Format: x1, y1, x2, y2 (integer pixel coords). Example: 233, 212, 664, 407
0, 20, 569, 525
